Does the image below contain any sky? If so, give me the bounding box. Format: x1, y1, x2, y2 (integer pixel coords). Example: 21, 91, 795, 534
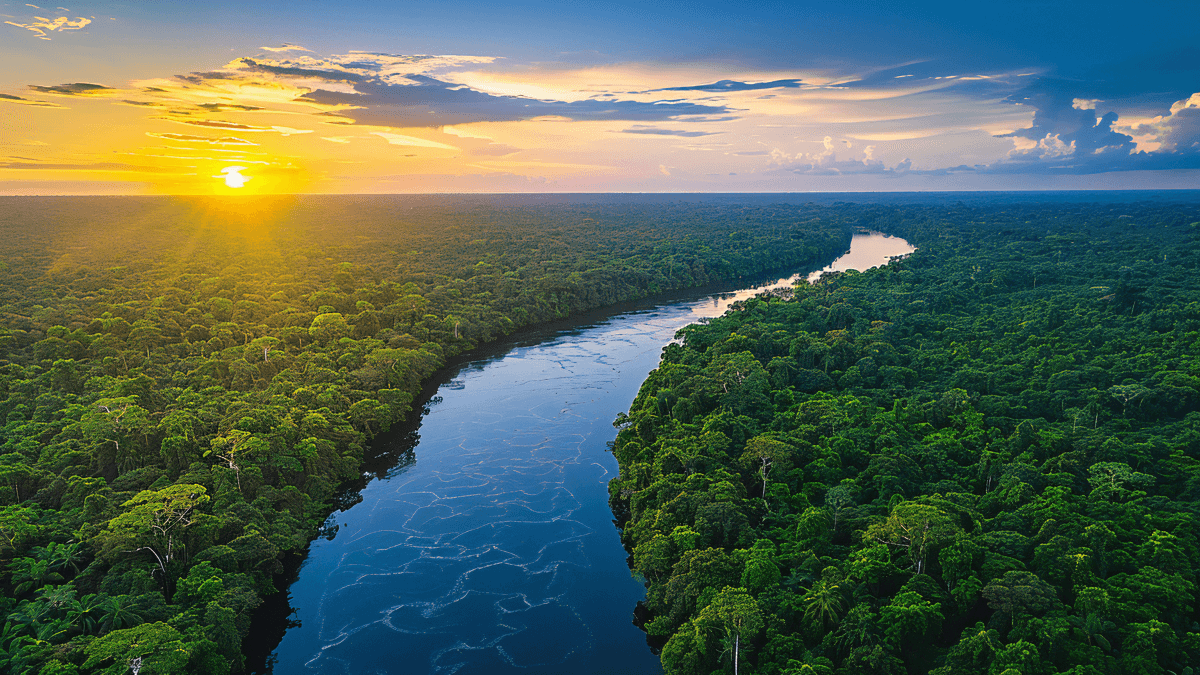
2, 0, 1199, 194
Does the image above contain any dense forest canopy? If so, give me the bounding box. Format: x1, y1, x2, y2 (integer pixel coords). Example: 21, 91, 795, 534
609, 200, 1200, 675
0, 195, 853, 674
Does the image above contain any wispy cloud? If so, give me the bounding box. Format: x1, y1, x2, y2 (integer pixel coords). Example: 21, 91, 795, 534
261, 44, 312, 53
372, 132, 458, 150
0, 92, 64, 108
647, 78, 804, 93
144, 132, 258, 146
158, 118, 274, 131
5, 13, 90, 40
620, 127, 721, 137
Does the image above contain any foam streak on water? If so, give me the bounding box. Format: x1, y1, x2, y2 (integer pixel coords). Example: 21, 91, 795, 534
268, 232, 913, 675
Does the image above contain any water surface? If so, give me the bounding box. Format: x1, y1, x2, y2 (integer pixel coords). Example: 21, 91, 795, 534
266, 231, 913, 675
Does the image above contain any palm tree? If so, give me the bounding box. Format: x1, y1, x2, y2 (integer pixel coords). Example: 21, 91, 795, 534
803, 574, 846, 629
67, 594, 106, 635
0, 622, 32, 673
99, 595, 145, 634
10, 558, 63, 595
39, 541, 86, 577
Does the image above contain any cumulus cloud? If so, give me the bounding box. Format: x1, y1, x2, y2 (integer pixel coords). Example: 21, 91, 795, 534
988, 80, 1200, 173
1122, 93, 1200, 153
998, 82, 1134, 161
5, 14, 90, 40
769, 135, 912, 175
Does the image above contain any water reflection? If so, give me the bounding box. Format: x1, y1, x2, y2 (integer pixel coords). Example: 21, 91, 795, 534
264, 232, 913, 675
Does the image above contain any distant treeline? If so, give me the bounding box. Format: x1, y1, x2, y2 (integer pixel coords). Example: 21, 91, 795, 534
0, 196, 850, 674
610, 201, 1200, 675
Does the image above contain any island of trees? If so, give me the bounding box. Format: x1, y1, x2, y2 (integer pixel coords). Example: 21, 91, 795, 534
0, 195, 852, 674
609, 200, 1200, 674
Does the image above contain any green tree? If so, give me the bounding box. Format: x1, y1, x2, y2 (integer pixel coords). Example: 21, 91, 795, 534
865, 501, 961, 574
83, 622, 190, 675
694, 586, 764, 675
93, 485, 209, 587
739, 436, 793, 504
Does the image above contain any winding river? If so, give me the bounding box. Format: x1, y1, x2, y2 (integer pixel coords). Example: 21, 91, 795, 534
262, 231, 915, 675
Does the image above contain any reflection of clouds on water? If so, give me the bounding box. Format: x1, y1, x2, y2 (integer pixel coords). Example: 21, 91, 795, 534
271, 232, 913, 675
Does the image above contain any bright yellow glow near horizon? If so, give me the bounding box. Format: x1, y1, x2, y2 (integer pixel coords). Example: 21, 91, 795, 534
218, 166, 251, 189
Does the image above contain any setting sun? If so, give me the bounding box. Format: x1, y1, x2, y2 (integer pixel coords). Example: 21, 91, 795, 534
217, 166, 251, 188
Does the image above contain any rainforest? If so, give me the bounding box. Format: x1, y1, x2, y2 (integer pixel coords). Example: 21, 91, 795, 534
0, 193, 1198, 675
609, 197, 1200, 675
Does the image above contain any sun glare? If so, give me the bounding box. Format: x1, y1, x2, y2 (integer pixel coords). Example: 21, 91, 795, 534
217, 166, 251, 189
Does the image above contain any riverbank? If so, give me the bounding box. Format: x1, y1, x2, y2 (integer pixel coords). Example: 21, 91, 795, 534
254, 230, 913, 674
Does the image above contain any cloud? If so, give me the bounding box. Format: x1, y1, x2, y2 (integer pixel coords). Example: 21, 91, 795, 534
159, 118, 274, 131
5, 14, 90, 40
156, 53, 731, 127
0, 159, 163, 173
998, 81, 1135, 159
296, 73, 731, 127
619, 127, 721, 137
371, 131, 458, 150
986, 80, 1200, 173
29, 82, 116, 96
769, 135, 912, 176
261, 44, 312, 53
647, 78, 804, 93
1122, 93, 1200, 153
271, 126, 313, 136
144, 132, 258, 146
0, 92, 64, 108
196, 103, 264, 112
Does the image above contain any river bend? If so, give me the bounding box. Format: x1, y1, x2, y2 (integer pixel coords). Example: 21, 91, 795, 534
266, 232, 914, 675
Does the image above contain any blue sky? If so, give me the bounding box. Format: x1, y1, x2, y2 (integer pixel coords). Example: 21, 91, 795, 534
2, 0, 1198, 192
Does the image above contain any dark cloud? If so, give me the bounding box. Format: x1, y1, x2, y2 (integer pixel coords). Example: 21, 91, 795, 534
296, 74, 730, 127
28, 82, 115, 96
619, 128, 721, 137
228, 58, 366, 84
999, 79, 1135, 155
175, 71, 240, 84
0, 92, 62, 107
648, 79, 803, 93
196, 103, 264, 112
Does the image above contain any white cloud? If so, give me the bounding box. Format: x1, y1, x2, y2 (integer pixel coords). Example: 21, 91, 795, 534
1117, 92, 1200, 153
261, 44, 312, 53
371, 131, 458, 150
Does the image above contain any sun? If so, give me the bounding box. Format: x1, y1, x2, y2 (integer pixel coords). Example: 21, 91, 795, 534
216, 166, 252, 189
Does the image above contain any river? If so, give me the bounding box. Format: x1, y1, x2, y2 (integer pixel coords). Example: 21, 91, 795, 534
262, 231, 915, 675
